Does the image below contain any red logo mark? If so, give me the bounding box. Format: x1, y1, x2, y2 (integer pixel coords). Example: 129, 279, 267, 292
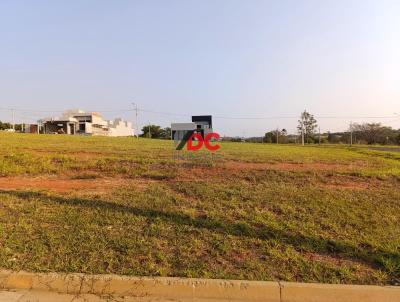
187, 132, 221, 151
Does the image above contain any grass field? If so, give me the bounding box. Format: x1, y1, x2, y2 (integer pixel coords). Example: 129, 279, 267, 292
0, 132, 399, 285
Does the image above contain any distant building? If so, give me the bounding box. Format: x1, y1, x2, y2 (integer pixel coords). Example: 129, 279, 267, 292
171, 115, 213, 144
108, 118, 134, 137
24, 124, 39, 134
191, 115, 213, 138
171, 122, 197, 142
41, 109, 134, 137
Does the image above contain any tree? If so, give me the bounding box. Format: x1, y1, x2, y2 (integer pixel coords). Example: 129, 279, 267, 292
264, 131, 274, 143
0, 121, 12, 130
159, 127, 171, 139
141, 125, 162, 138
352, 123, 397, 145
297, 111, 318, 143
279, 128, 288, 143
140, 125, 171, 139
264, 128, 288, 143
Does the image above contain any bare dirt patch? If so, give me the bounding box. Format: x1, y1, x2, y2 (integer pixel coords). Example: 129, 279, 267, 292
315, 175, 387, 191
224, 161, 357, 171
319, 181, 369, 191
319, 179, 374, 190
175, 166, 226, 181
304, 252, 376, 273
171, 161, 380, 192
0, 176, 153, 194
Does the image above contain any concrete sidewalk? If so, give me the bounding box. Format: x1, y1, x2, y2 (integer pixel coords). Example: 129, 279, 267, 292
0, 289, 125, 302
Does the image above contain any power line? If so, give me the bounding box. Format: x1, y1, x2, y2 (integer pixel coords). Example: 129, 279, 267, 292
0, 107, 134, 113
0, 106, 399, 121
133, 109, 400, 120
136, 108, 188, 117
0, 107, 65, 113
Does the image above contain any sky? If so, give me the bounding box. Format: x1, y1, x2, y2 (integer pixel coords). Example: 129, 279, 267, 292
0, 0, 399, 136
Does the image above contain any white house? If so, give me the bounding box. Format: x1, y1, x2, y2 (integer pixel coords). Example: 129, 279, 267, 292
41, 109, 134, 137
108, 118, 134, 137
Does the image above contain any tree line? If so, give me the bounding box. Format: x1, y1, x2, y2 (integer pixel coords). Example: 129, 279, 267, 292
0, 121, 12, 130
0, 122, 25, 131
261, 111, 400, 145
2, 113, 400, 145
139, 111, 400, 146
328, 123, 400, 145
140, 125, 171, 139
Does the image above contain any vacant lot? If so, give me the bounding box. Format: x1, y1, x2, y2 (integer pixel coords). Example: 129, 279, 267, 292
0, 133, 399, 285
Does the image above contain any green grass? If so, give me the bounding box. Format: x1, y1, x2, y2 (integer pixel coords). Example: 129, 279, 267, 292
0, 132, 399, 285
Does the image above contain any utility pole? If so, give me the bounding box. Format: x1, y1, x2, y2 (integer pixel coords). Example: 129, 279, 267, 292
276, 127, 279, 144
301, 123, 305, 146
318, 127, 321, 145
350, 121, 353, 146
132, 102, 139, 138
11, 109, 15, 131
148, 122, 151, 138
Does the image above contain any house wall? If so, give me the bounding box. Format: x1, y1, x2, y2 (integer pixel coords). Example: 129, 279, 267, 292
108, 119, 134, 137
44, 122, 68, 134
74, 114, 108, 135
84, 122, 92, 134
24, 124, 38, 134
92, 115, 107, 126
91, 124, 109, 136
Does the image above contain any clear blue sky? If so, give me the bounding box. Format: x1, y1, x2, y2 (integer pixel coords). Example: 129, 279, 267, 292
0, 0, 399, 136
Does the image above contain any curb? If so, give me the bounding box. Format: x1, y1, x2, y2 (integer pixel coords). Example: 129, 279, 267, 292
0, 271, 399, 302
280, 281, 400, 302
